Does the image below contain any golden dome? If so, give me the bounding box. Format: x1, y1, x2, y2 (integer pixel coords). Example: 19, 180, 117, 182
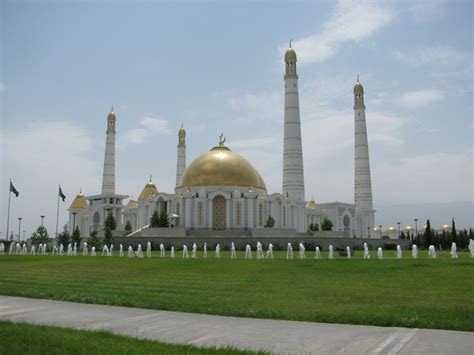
138, 180, 159, 201
307, 199, 317, 209
178, 126, 186, 138
180, 146, 267, 191
108, 107, 116, 121
70, 192, 88, 209
127, 199, 138, 208
354, 79, 364, 94
285, 47, 297, 62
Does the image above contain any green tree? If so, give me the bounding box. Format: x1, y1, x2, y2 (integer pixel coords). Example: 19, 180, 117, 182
400, 230, 406, 239
150, 210, 160, 228
321, 218, 333, 231
31, 225, 50, 246
423, 219, 432, 248
105, 213, 117, 230
124, 220, 132, 231
309, 223, 319, 231
451, 218, 458, 246
103, 227, 112, 246
88, 231, 102, 249
264, 215, 275, 228
71, 226, 81, 246
56, 224, 69, 246
158, 211, 169, 227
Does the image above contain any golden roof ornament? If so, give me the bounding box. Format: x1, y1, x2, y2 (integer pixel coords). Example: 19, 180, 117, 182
219, 133, 226, 147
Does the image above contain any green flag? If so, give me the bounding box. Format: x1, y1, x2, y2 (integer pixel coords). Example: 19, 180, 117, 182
9, 181, 19, 197
59, 186, 66, 201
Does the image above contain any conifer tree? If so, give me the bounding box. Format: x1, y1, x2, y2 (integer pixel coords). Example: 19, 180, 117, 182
150, 210, 160, 227
71, 226, 81, 245
158, 211, 169, 227
31, 225, 50, 246
56, 224, 69, 246
105, 213, 117, 230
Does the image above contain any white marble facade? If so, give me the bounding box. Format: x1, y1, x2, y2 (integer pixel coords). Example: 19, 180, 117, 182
69, 45, 374, 238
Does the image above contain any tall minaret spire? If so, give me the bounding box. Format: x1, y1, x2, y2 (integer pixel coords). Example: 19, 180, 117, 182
282, 44, 305, 202
353, 78, 375, 237
175, 124, 186, 187
101, 108, 116, 194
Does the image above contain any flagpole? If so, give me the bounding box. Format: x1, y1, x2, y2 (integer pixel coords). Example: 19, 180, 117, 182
55, 185, 60, 238
6, 182, 11, 242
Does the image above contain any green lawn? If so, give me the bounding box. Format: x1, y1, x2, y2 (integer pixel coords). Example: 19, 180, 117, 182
0, 321, 261, 355
0, 251, 473, 331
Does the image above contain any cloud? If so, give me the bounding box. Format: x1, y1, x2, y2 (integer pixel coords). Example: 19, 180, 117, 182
394, 46, 471, 67
0, 82, 7, 93
281, 0, 392, 64
399, 89, 442, 108
406, 0, 445, 23
231, 136, 278, 149
0, 121, 101, 238
373, 150, 473, 204
119, 116, 170, 148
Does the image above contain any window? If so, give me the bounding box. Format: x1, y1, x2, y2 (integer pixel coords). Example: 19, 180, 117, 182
258, 204, 263, 226
197, 201, 204, 225
176, 202, 180, 216
283, 206, 286, 227
236, 202, 241, 225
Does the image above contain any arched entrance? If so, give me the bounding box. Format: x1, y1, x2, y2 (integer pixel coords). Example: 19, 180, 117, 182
213, 195, 226, 230
92, 211, 100, 232
343, 214, 351, 238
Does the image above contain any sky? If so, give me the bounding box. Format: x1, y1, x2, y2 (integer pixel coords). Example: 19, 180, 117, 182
1, 0, 473, 239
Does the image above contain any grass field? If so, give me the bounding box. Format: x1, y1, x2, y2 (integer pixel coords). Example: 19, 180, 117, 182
0, 251, 473, 331
0, 321, 262, 355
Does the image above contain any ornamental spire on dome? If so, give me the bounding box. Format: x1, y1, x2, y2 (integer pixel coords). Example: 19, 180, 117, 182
219, 133, 226, 147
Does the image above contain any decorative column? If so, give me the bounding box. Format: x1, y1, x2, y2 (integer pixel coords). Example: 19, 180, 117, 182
245, 191, 256, 229
353, 77, 375, 237
225, 198, 231, 230
102, 108, 116, 194
183, 191, 193, 229
282, 43, 305, 203
175, 125, 186, 187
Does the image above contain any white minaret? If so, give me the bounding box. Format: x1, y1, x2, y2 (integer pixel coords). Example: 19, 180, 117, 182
101, 108, 116, 194
282, 43, 305, 202
175, 125, 186, 187
353, 78, 375, 238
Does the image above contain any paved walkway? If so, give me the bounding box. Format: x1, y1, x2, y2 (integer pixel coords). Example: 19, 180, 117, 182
0, 295, 472, 354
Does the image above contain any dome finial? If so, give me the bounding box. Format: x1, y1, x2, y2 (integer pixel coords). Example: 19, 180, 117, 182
149, 174, 152, 182
289, 38, 292, 48
357, 74, 359, 82
219, 133, 226, 147
111, 105, 114, 112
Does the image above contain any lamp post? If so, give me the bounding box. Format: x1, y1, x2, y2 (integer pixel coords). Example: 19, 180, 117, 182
397, 221, 401, 239
72, 212, 77, 232
40, 215, 45, 227
18, 218, 22, 243
379, 225, 382, 239
414, 218, 418, 244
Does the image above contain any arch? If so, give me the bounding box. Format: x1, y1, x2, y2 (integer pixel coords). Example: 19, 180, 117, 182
156, 197, 166, 215
93, 211, 100, 224
343, 214, 351, 238
213, 195, 226, 230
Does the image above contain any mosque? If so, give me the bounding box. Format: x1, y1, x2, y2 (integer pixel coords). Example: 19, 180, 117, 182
68, 45, 375, 239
